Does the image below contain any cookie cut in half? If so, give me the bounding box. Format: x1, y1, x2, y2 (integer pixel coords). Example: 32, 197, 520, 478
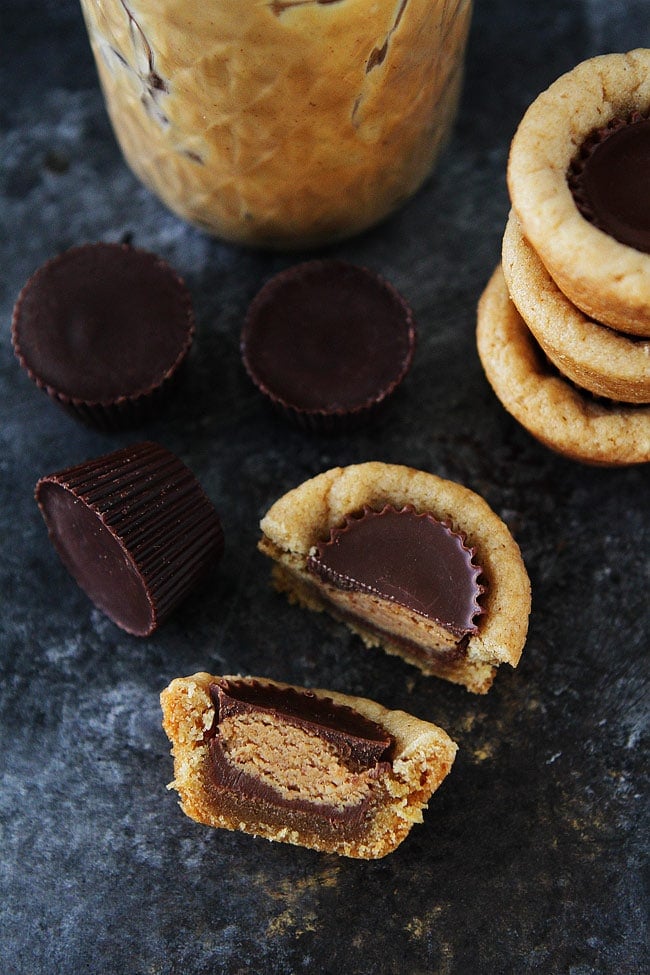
161, 672, 457, 859
259, 463, 531, 693
508, 50, 650, 336
477, 266, 650, 466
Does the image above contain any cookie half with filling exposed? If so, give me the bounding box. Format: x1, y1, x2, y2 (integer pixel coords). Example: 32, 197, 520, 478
161, 672, 457, 859
507, 50, 650, 336
259, 463, 531, 693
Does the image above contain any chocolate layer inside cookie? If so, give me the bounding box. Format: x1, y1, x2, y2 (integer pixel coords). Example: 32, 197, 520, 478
568, 114, 650, 253
203, 679, 393, 839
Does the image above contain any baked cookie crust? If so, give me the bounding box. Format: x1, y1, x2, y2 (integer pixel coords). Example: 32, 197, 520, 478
507, 50, 650, 336
502, 212, 650, 404
259, 462, 531, 694
477, 265, 650, 466
161, 672, 457, 859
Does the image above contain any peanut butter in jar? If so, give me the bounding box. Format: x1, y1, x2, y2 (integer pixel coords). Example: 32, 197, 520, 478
80, 0, 473, 248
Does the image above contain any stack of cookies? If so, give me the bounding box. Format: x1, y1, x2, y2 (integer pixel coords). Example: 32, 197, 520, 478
477, 50, 650, 466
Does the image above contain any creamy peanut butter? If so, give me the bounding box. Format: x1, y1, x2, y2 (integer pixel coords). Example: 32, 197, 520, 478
79, 0, 473, 247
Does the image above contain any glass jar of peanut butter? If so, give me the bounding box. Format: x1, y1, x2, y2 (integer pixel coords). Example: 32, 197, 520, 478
80, 0, 473, 248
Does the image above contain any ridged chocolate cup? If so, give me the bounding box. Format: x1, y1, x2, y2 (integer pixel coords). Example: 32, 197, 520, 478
12, 243, 195, 430
241, 260, 416, 433
35, 442, 224, 636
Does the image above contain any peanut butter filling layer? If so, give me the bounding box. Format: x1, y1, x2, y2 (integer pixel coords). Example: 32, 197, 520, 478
211, 712, 387, 812
161, 673, 458, 857
201, 678, 393, 839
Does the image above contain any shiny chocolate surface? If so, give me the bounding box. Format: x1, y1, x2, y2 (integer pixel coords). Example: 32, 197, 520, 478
241, 260, 415, 414
308, 506, 484, 636
12, 242, 193, 401
3, 2, 647, 971
569, 115, 650, 252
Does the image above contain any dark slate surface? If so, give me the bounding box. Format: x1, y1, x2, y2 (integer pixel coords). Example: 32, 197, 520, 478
1, 2, 648, 973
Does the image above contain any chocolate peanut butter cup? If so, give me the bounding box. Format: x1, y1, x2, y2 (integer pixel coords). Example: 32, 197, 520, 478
12, 243, 195, 429
241, 260, 416, 432
307, 505, 485, 638
568, 113, 650, 254
35, 441, 224, 636
205, 679, 394, 835
161, 672, 457, 858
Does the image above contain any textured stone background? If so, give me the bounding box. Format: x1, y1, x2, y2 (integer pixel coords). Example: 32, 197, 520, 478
1, 2, 648, 973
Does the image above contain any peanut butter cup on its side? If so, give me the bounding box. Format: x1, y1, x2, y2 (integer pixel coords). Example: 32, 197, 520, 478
12, 243, 195, 429
35, 441, 224, 636
241, 260, 416, 432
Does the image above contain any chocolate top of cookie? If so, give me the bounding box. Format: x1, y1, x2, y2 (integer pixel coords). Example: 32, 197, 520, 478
568, 114, 650, 253
307, 505, 484, 637
209, 679, 393, 764
241, 260, 415, 426
12, 242, 194, 404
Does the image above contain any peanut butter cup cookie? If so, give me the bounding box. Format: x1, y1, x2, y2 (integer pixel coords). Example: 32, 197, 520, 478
507, 50, 650, 336
477, 266, 650, 466
502, 213, 650, 404
161, 673, 457, 859
259, 463, 531, 694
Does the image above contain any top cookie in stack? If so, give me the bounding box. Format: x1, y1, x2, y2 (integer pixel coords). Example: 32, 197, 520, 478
477, 50, 650, 466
